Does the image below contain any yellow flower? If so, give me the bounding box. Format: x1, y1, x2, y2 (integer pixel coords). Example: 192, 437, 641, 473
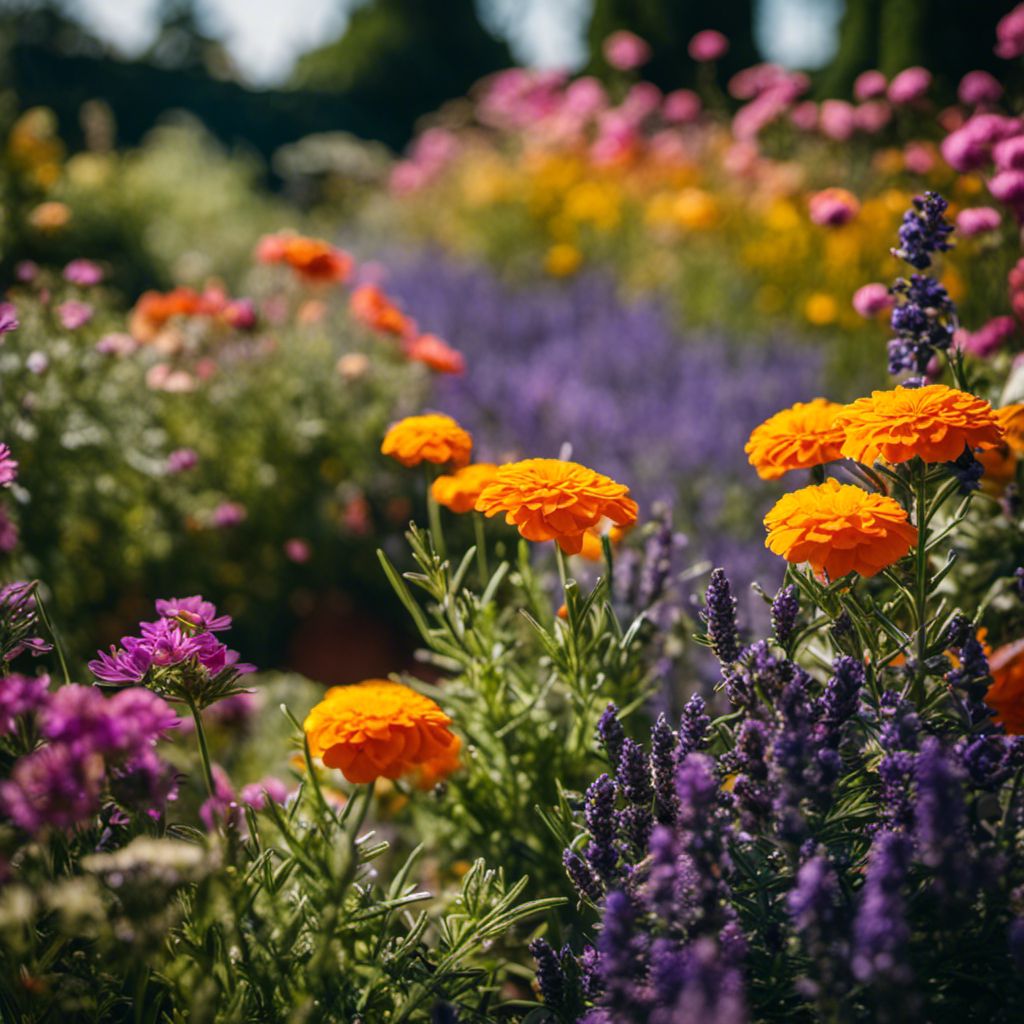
805, 293, 839, 325
544, 243, 583, 277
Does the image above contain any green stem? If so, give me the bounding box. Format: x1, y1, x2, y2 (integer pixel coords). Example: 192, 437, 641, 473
473, 512, 489, 585
185, 693, 218, 802
31, 582, 71, 687
426, 489, 447, 565
912, 464, 930, 706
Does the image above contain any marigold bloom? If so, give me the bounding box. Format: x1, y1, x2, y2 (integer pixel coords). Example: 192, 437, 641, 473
977, 403, 1024, 489
431, 463, 498, 513
986, 639, 1024, 734
836, 385, 1004, 466
475, 458, 638, 555
304, 680, 459, 785
350, 284, 415, 338
764, 478, 917, 579
745, 399, 847, 481
412, 733, 462, 791
403, 333, 466, 375
382, 414, 472, 468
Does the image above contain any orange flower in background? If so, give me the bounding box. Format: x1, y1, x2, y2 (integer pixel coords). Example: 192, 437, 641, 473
764, 478, 917, 579
978, 404, 1024, 489
431, 463, 498, 513
577, 522, 634, 561
837, 385, 1003, 465
255, 231, 353, 283
382, 414, 472, 468
350, 283, 415, 338
404, 333, 466, 375
985, 639, 1024, 735
412, 732, 463, 791
304, 680, 459, 785
745, 398, 847, 480
476, 458, 639, 555
129, 287, 203, 342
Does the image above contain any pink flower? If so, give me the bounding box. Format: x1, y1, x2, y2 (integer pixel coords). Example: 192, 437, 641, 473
996, 3, 1024, 59
563, 77, 607, 118
954, 316, 1016, 358
26, 352, 49, 375
14, 261, 38, 283
852, 283, 893, 318
56, 300, 93, 330
211, 502, 247, 529
620, 81, 663, 121
958, 70, 1003, 106
0, 444, 17, 486
728, 63, 786, 100
95, 332, 137, 356
166, 448, 198, 474
62, 259, 103, 287
284, 538, 312, 564
819, 99, 855, 141
903, 141, 935, 174
988, 169, 1024, 207
887, 66, 932, 104
853, 100, 892, 133
145, 364, 195, 392
0, 302, 18, 337
662, 89, 701, 123
240, 777, 290, 811
994, 135, 1024, 171
789, 101, 818, 131
603, 30, 651, 70
808, 187, 860, 226
853, 70, 887, 101
688, 29, 729, 62
956, 206, 1002, 236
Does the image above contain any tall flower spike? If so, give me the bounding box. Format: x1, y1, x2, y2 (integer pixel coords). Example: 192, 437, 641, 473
771, 584, 800, 649
892, 192, 954, 270
703, 568, 741, 665
650, 714, 680, 825
596, 703, 626, 772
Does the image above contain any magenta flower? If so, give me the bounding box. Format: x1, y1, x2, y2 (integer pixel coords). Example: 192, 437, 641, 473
887, 66, 932, 104
14, 261, 38, 283
852, 283, 893, 318
0, 673, 49, 736
954, 316, 1016, 358
956, 206, 1002, 236
0, 444, 17, 486
108, 747, 179, 815
996, 4, 1024, 59
603, 30, 651, 70
89, 636, 154, 684
154, 595, 232, 633
0, 302, 18, 337
988, 169, 1024, 209
688, 29, 729, 62
284, 538, 312, 564
95, 332, 138, 356
819, 99, 855, 141
0, 743, 105, 832
62, 259, 104, 287
903, 141, 935, 175
808, 188, 859, 226
211, 501, 247, 528
789, 101, 818, 131
853, 100, 892, 133
56, 300, 94, 330
958, 70, 1003, 106
0, 507, 19, 552
240, 776, 290, 811
662, 89, 701, 123
853, 69, 887, 101
994, 135, 1024, 171
165, 447, 199, 474
41, 684, 122, 753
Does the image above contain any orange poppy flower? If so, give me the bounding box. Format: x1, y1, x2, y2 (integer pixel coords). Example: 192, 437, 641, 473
836, 385, 1003, 465
129, 287, 204, 342
304, 679, 459, 785
977, 404, 1024, 489
382, 414, 473, 468
350, 284, 415, 338
255, 231, 353, 283
431, 463, 498, 513
764, 478, 918, 579
744, 398, 847, 480
985, 639, 1024, 735
475, 458, 639, 555
403, 333, 466, 375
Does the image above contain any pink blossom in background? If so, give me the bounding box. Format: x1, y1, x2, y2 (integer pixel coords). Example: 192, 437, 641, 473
0, 508, 17, 552
988, 169, 1024, 208
0, 444, 17, 487
853, 70, 887, 101
145, 364, 196, 392
996, 3, 1024, 58
789, 101, 818, 131
26, 352, 49, 375
62, 259, 103, 287
688, 29, 728, 62
56, 300, 93, 330
994, 135, 1024, 171
563, 77, 608, 119
956, 206, 1002, 236
621, 81, 663, 122
95, 332, 137, 356
240, 777, 290, 811
589, 115, 639, 165
648, 130, 689, 162
887, 66, 932, 104
853, 99, 892, 133
14, 261, 38, 283
166, 448, 199, 474
662, 89, 701, 123
954, 316, 1016, 358
852, 283, 893, 318
958, 70, 1004, 106
0, 302, 18, 336
389, 161, 429, 195
903, 141, 935, 174
727, 63, 786, 100
284, 538, 312, 564
938, 106, 966, 132
211, 502, 247, 529
603, 30, 651, 70
941, 114, 1022, 171
722, 141, 760, 176
808, 187, 860, 226
819, 99, 855, 141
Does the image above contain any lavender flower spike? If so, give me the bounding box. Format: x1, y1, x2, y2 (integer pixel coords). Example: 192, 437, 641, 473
703, 567, 741, 666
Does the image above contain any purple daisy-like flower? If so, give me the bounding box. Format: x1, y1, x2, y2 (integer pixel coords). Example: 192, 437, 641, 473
154, 595, 232, 633
0, 742, 105, 832
107, 688, 180, 755
62, 259, 104, 287
0, 673, 49, 735
0, 444, 17, 487
88, 636, 154, 684
0, 302, 18, 336
40, 684, 121, 754
56, 300, 94, 330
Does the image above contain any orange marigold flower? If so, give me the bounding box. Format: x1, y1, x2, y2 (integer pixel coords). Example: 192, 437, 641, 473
304, 679, 459, 785
129, 287, 204, 342
350, 283, 415, 338
382, 414, 473, 468
412, 732, 463, 791
431, 463, 498, 513
978, 404, 1024, 489
577, 521, 633, 561
744, 398, 847, 480
475, 458, 639, 555
255, 231, 353, 283
764, 478, 918, 579
985, 639, 1024, 735
403, 333, 466, 375
836, 384, 1003, 465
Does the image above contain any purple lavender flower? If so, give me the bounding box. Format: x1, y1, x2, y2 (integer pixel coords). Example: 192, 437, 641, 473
56, 299, 94, 330
584, 773, 622, 880
597, 703, 626, 772
770, 585, 799, 649
651, 938, 747, 1024
703, 568, 741, 666
62, 259, 104, 287
529, 937, 567, 1010
0, 742, 105, 832
817, 655, 864, 739
564, 848, 604, 904
595, 891, 647, 1014
678, 693, 710, 757
943, 444, 985, 495
0, 444, 17, 487
0, 302, 18, 336
0, 673, 49, 736
616, 738, 654, 853
165, 448, 199, 474
891, 192, 954, 270
638, 512, 675, 609
651, 714, 680, 825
